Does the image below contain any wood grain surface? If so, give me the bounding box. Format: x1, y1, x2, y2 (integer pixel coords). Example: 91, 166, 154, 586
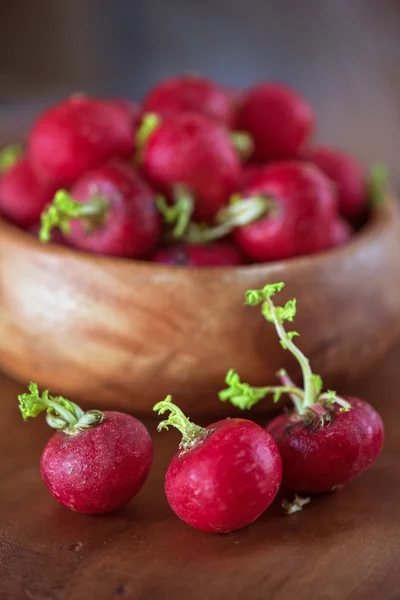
1, 199, 400, 416
1, 337, 400, 600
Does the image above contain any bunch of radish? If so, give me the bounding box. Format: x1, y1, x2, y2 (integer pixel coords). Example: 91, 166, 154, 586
0, 75, 386, 265
19, 281, 384, 531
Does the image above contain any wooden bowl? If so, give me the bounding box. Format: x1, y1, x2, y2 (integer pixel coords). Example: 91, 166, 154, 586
0, 199, 400, 416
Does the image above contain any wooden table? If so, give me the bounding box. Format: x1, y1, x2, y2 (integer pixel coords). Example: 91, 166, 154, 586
1, 338, 400, 600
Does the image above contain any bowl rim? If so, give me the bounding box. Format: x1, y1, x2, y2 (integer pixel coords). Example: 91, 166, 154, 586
0, 197, 396, 275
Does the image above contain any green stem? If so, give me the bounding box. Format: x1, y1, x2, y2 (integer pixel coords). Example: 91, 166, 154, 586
184, 195, 269, 244
276, 369, 303, 414
230, 131, 254, 161
156, 185, 194, 238
368, 162, 388, 209
39, 190, 108, 242
135, 112, 161, 164
153, 395, 209, 450
264, 296, 315, 414
0, 144, 23, 173
218, 368, 304, 411
18, 382, 104, 435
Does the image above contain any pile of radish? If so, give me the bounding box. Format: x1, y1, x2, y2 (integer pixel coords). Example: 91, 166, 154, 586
0, 75, 386, 266
19, 281, 384, 532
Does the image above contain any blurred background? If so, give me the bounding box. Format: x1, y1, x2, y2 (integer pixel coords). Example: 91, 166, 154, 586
1, 0, 400, 181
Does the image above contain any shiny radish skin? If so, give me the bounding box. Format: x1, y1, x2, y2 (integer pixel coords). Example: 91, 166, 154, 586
28, 96, 135, 186
267, 397, 384, 494
19, 386, 153, 514
141, 75, 236, 127
308, 146, 367, 221
234, 162, 337, 261
143, 112, 241, 222
219, 283, 385, 501
165, 418, 282, 533
0, 158, 58, 226
237, 83, 314, 161
66, 159, 161, 258
153, 242, 246, 266
41, 411, 153, 513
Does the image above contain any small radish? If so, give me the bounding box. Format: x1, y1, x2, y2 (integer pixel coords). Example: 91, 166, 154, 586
153, 396, 282, 533
237, 83, 314, 161
139, 112, 244, 229
39, 159, 161, 258
18, 383, 153, 513
219, 283, 384, 496
185, 161, 337, 262
141, 75, 236, 127
28, 95, 135, 186
308, 146, 367, 222
153, 241, 246, 267
0, 146, 58, 227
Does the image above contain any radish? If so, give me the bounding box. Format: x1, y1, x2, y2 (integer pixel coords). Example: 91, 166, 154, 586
139, 112, 244, 230
153, 241, 246, 266
219, 282, 384, 496
185, 161, 337, 262
237, 83, 314, 161
0, 148, 58, 227
18, 383, 153, 513
28, 95, 135, 186
39, 159, 161, 258
308, 146, 367, 222
153, 396, 282, 533
141, 75, 236, 127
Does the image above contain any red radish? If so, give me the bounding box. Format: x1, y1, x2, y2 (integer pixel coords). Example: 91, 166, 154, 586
153, 241, 246, 267
0, 154, 58, 227
109, 97, 140, 126
308, 146, 367, 221
239, 163, 268, 189
18, 383, 153, 513
141, 75, 236, 127
28, 95, 135, 186
141, 112, 242, 225
237, 83, 314, 161
328, 216, 353, 249
220, 283, 384, 497
153, 396, 282, 533
39, 159, 161, 258
185, 162, 337, 262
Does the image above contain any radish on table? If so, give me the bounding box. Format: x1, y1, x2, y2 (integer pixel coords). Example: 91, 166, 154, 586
39, 159, 161, 258
219, 282, 384, 496
18, 383, 153, 514
153, 396, 282, 533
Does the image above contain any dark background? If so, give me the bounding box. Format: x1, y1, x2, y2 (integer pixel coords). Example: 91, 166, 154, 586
1, 0, 400, 180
